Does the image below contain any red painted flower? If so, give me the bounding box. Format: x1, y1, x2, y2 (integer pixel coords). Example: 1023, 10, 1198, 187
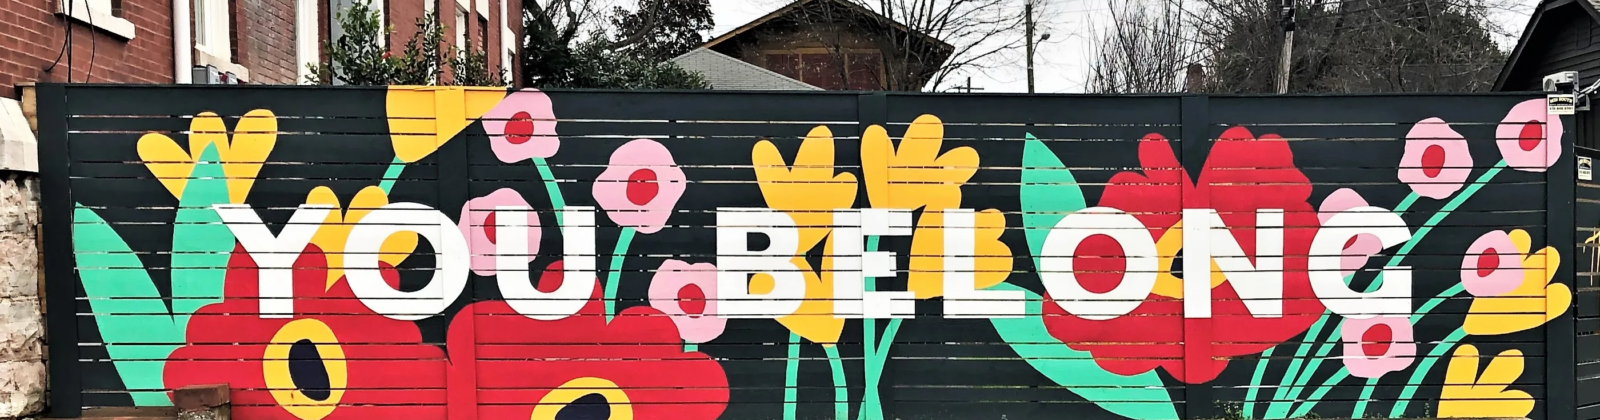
1041, 127, 1325, 384
447, 261, 729, 420
164, 244, 448, 420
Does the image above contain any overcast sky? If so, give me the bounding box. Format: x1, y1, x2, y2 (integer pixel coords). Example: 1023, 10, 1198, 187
702, 0, 1537, 93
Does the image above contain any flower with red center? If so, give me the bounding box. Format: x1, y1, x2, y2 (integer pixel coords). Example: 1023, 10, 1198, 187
449, 261, 729, 420
165, 244, 448, 420
1397, 117, 1472, 199
1497, 99, 1564, 172
1340, 316, 1417, 378
1461, 229, 1525, 297
1040, 127, 1324, 384
1319, 188, 1385, 278
647, 259, 724, 343
458, 188, 541, 276
591, 139, 687, 234
482, 89, 559, 163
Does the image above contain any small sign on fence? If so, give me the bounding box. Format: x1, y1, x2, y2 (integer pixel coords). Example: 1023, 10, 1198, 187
1550, 94, 1577, 115
1581, 156, 1593, 181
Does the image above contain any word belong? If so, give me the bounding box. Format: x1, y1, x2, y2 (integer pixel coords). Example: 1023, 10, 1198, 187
216, 203, 1413, 321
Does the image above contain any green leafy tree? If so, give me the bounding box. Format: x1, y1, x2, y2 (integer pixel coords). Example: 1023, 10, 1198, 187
610, 0, 714, 62
308, 2, 506, 86
520, 0, 710, 89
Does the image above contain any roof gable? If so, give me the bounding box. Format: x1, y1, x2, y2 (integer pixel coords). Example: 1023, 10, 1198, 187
701, 0, 954, 55
1494, 0, 1600, 90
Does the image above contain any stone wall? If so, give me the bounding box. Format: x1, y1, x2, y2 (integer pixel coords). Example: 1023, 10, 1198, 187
0, 172, 41, 418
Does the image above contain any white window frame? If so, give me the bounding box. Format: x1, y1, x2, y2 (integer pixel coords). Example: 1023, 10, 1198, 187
295, 0, 319, 83
193, 0, 231, 61
499, 0, 513, 83
57, 0, 136, 40
455, 5, 468, 52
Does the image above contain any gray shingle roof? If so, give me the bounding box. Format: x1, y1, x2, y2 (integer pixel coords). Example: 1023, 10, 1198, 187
669, 49, 823, 91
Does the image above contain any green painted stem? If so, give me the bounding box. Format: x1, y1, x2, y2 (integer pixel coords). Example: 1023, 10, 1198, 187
1389, 321, 1470, 417
1289, 368, 1348, 418
825, 345, 849, 420
1351, 377, 1379, 418
684, 343, 698, 352
1281, 162, 1503, 416
1245, 347, 1272, 419
532, 157, 567, 226
860, 236, 885, 420
785, 333, 800, 420
378, 156, 405, 193
603, 227, 636, 323
1271, 192, 1422, 417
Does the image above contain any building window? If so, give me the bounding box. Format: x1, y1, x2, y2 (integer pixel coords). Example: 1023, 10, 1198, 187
194, 0, 231, 60
455, 6, 467, 51
57, 0, 137, 39
478, 15, 488, 50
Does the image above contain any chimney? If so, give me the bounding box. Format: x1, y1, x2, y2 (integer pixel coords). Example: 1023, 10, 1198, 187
1185, 63, 1205, 92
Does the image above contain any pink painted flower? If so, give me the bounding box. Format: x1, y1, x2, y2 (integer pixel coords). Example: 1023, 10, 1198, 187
483, 89, 559, 163
1461, 229, 1525, 297
1318, 188, 1384, 278
1497, 99, 1564, 172
648, 259, 724, 343
592, 139, 686, 234
1341, 316, 1417, 379
1397, 117, 1472, 199
458, 188, 541, 276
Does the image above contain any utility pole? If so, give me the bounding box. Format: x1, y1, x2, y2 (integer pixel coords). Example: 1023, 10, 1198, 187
1275, 0, 1295, 93
1026, 0, 1036, 93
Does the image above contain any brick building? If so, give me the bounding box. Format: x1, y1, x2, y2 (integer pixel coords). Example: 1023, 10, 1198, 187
0, 0, 522, 95
0, 1, 521, 417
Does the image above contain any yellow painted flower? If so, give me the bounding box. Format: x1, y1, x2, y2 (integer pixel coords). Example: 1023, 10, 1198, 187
860, 115, 1012, 300
1462, 229, 1570, 336
751, 127, 857, 345
752, 126, 859, 253
1438, 344, 1534, 418
304, 186, 419, 289
860, 114, 977, 211
1149, 222, 1227, 298
905, 209, 1012, 299
137, 109, 277, 204
386, 86, 506, 163
755, 239, 846, 345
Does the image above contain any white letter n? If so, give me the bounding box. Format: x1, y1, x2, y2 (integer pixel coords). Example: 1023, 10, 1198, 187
1182, 208, 1283, 319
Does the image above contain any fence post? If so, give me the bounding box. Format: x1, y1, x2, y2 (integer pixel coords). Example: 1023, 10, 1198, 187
1548, 114, 1578, 420
1179, 94, 1213, 420
38, 83, 81, 419
856, 91, 890, 419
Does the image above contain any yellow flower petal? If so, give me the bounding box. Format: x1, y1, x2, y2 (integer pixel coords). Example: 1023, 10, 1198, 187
222, 109, 278, 204
1508, 228, 1531, 255
774, 247, 844, 345
905, 209, 1012, 299
860, 115, 977, 211
188, 112, 229, 162
387, 87, 506, 163
305, 186, 418, 289
1438, 345, 1534, 418
1464, 246, 1569, 336
752, 127, 858, 252
137, 133, 195, 199
1146, 222, 1228, 298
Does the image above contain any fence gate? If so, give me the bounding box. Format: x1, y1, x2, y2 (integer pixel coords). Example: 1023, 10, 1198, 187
39, 85, 1578, 420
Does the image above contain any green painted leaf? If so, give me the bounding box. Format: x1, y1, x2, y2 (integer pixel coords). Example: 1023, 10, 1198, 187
989, 283, 1178, 420
73, 204, 179, 406
1020, 134, 1087, 270
169, 143, 233, 328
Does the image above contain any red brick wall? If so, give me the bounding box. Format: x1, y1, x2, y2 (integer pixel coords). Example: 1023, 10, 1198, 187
0, 0, 175, 97
238, 0, 299, 84
389, 0, 428, 57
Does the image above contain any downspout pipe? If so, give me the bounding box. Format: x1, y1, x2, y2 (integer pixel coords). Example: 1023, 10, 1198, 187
174, 0, 192, 83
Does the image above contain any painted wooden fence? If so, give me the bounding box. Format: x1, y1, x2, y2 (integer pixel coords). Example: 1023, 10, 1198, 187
37, 84, 1581, 420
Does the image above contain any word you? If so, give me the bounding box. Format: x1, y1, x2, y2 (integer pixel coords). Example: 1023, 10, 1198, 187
216, 203, 1412, 321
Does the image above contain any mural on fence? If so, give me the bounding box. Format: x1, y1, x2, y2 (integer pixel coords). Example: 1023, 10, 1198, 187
54, 87, 1571, 420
